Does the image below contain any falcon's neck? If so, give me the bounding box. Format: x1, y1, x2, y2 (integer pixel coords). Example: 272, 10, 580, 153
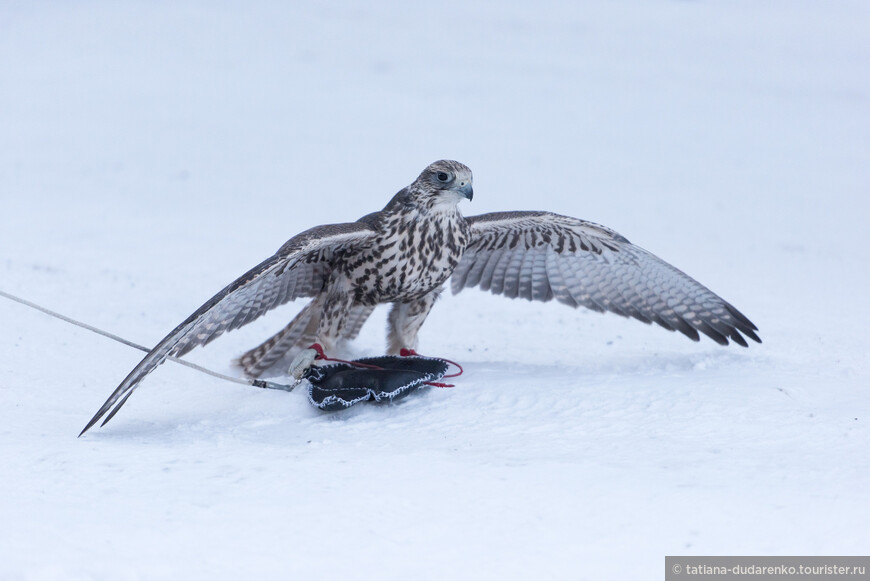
375, 186, 467, 228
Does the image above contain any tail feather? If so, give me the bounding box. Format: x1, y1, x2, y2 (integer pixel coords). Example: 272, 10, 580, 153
238, 300, 375, 378
342, 305, 375, 341
237, 300, 320, 378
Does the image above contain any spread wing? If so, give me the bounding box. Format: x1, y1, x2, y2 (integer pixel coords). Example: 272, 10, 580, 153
452, 211, 760, 347
80, 222, 377, 435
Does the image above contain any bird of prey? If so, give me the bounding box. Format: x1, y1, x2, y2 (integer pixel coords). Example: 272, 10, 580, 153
80, 159, 760, 435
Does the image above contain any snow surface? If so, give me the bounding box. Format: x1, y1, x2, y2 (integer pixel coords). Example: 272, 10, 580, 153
1, 1, 869, 579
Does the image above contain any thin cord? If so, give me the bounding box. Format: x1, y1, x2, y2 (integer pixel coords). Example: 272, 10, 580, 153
0, 288, 295, 392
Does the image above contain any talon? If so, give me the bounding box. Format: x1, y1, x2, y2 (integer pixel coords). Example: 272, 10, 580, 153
288, 347, 318, 380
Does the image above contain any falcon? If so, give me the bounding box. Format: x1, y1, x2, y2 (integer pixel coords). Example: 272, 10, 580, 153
80, 159, 760, 435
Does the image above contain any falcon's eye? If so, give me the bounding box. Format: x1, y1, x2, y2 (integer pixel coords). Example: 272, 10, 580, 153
436, 172, 451, 183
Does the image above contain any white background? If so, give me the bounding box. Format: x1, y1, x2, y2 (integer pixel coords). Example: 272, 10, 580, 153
1, 2, 868, 579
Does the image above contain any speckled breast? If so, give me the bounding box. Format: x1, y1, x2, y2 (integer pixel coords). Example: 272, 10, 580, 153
346, 213, 470, 305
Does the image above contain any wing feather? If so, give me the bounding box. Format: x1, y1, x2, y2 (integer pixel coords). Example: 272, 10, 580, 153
462, 248, 489, 290
489, 246, 514, 296
342, 305, 376, 340
531, 250, 552, 302
502, 244, 526, 299
517, 245, 536, 300
545, 247, 577, 307
450, 248, 476, 290
80, 222, 377, 435
556, 252, 606, 313
455, 211, 760, 347
477, 247, 506, 293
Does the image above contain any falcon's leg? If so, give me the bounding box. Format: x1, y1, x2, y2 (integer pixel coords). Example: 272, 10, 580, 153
237, 296, 323, 378
386, 287, 442, 354
288, 347, 319, 381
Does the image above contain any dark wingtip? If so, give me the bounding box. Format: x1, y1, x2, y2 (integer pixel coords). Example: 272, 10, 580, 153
79, 386, 136, 437
728, 329, 749, 348
719, 303, 761, 345
79, 408, 107, 437
100, 390, 135, 427
673, 318, 701, 342
697, 321, 729, 346
743, 328, 762, 344
725, 303, 759, 331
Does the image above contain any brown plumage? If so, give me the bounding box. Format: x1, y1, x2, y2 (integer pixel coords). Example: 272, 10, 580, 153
80, 160, 759, 435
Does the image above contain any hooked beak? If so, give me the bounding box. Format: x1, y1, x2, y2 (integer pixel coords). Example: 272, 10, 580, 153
457, 180, 473, 201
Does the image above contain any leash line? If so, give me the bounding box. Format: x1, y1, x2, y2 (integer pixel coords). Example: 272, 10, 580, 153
0, 288, 294, 392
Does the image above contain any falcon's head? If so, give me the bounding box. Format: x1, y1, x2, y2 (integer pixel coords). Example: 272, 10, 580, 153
415, 160, 474, 205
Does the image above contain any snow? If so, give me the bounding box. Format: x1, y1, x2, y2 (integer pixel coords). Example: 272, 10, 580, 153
1, 1, 869, 579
